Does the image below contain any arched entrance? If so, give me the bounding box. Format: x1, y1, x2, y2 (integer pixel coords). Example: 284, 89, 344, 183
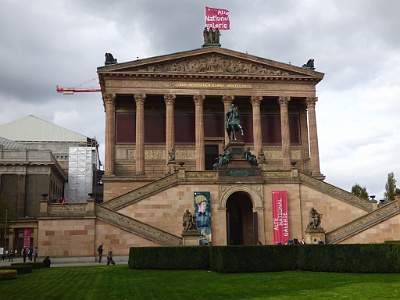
226, 192, 255, 245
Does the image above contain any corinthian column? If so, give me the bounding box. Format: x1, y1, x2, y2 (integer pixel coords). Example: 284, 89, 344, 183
164, 94, 176, 165
104, 93, 116, 176
251, 96, 263, 158
222, 95, 234, 146
194, 95, 206, 170
306, 97, 324, 179
278, 96, 291, 170
135, 94, 146, 176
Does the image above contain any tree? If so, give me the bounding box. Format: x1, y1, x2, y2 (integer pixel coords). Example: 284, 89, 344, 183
384, 172, 397, 201
0, 195, 17, 248
351, 183, 369, 200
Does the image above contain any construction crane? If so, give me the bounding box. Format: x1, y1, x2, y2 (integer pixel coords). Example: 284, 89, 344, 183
56, 77, 101, 95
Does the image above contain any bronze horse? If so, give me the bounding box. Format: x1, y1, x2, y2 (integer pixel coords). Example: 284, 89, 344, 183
226, 104, 244, 142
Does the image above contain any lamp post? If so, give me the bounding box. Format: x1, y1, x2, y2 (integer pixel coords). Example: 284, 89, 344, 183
3, 209, 7, 252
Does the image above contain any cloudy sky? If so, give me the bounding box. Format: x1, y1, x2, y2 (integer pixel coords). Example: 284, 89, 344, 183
1, 0, 400, 199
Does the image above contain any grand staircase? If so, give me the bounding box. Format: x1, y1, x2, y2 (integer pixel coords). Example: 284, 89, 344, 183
326, 200, 400, 244
102, 173, 179, 211
96, 170, 400, 245
96, 205, 182, 246
298, 172, 400, 243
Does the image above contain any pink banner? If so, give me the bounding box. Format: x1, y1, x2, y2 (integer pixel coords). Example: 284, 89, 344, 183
205, 6, 230, 30
23, 229, 31, 248
272, 191, 289, 245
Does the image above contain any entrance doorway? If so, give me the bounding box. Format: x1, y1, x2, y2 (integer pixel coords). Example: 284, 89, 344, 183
226, 192, 255, 245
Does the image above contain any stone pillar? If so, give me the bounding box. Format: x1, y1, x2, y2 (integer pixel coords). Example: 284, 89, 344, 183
299, 103, 310, 168
250, 96, 263, 158
104, 93, 116, 176
278, 96, 291, 170
194, 95, 205, 170
135, 94, 146, 176
306, 97, 324, 179
164, 94, 176, 165
222, 95, 234, 146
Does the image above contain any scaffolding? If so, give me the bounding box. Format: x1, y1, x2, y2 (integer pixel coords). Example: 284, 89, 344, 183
66, 147, 95, 203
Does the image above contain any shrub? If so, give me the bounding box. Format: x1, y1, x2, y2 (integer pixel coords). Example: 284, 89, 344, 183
129, 246, 210, 270
0, 270, 17, 280
11, 262, 46, 269
129, 244, 400, 273
0, 264, 33, 274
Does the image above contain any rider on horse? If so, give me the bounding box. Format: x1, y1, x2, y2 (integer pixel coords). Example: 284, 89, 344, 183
226, 104, 244, 142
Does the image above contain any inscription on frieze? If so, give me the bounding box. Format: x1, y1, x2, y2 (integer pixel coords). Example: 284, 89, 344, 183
231, 147, 244, 156
219, 169, 261, 177
106, 80, 315, 92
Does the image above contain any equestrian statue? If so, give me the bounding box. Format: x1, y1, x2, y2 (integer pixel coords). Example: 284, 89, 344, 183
226, 103, 244, 143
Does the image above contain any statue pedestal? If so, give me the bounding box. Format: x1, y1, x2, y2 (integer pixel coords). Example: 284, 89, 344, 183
167, 161, 176, 174
225, 140, 245, 159
305, 228, 326, 244
182, 230, 200, 246
217, 141, 262, 182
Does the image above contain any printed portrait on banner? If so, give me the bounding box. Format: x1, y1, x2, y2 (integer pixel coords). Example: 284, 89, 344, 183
194, 191, 212, 245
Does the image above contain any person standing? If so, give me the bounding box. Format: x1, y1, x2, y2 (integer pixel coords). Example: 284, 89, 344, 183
33, 247, 38, 262
97, 244, 104, 263
22, 247, 27, 263
28, 248, 33, 261
8, 248, 14, 262
107, 246, 115, 265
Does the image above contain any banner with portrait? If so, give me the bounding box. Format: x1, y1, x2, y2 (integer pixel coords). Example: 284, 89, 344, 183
272, 191, 289, 245
194, 191, 211, 245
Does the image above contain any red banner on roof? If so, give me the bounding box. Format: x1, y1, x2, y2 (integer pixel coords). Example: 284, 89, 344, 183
205, 6, 230, 30
272, 191, 289, 245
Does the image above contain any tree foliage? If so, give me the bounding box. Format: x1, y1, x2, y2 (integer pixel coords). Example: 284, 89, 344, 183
384, 172, 397, 201
351, 184, 369, 200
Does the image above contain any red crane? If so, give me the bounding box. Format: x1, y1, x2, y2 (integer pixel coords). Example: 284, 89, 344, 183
56, 78, 101, 95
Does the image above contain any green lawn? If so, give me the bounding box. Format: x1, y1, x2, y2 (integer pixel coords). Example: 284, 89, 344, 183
1, 265, 400, 299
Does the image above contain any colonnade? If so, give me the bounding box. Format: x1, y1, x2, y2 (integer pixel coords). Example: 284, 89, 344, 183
103, 93, 322, 178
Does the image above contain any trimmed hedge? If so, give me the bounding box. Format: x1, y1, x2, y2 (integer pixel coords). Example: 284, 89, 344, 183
129, 246, 210, 270
297, 244, 400, 273
11, 262, 46, 269
0, 270, 17, 280
0, 264, 32, 275
129, 244, 400, 273
210, 245, 297, 273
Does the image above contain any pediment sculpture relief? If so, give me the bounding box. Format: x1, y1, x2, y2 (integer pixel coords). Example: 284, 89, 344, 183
141, 55, 290, 76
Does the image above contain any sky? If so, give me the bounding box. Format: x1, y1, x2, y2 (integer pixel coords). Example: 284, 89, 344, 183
1, 0, 400, 200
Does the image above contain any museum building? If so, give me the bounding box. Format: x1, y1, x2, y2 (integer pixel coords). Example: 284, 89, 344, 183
91, 40, 400, 253
5, 37, 400, 259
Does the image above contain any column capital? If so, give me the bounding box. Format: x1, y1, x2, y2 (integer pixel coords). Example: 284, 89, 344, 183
104, 93, 116, 105
250, 96, 263, 106
305, 96, 318, 107
278, 96, 291, 106
164, 94, 176, 104
222, 95, 235, 105
134, 94, 146, 104
193, 95, 205, 105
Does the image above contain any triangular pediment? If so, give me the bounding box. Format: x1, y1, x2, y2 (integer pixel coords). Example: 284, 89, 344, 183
98, 48, 324, 80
